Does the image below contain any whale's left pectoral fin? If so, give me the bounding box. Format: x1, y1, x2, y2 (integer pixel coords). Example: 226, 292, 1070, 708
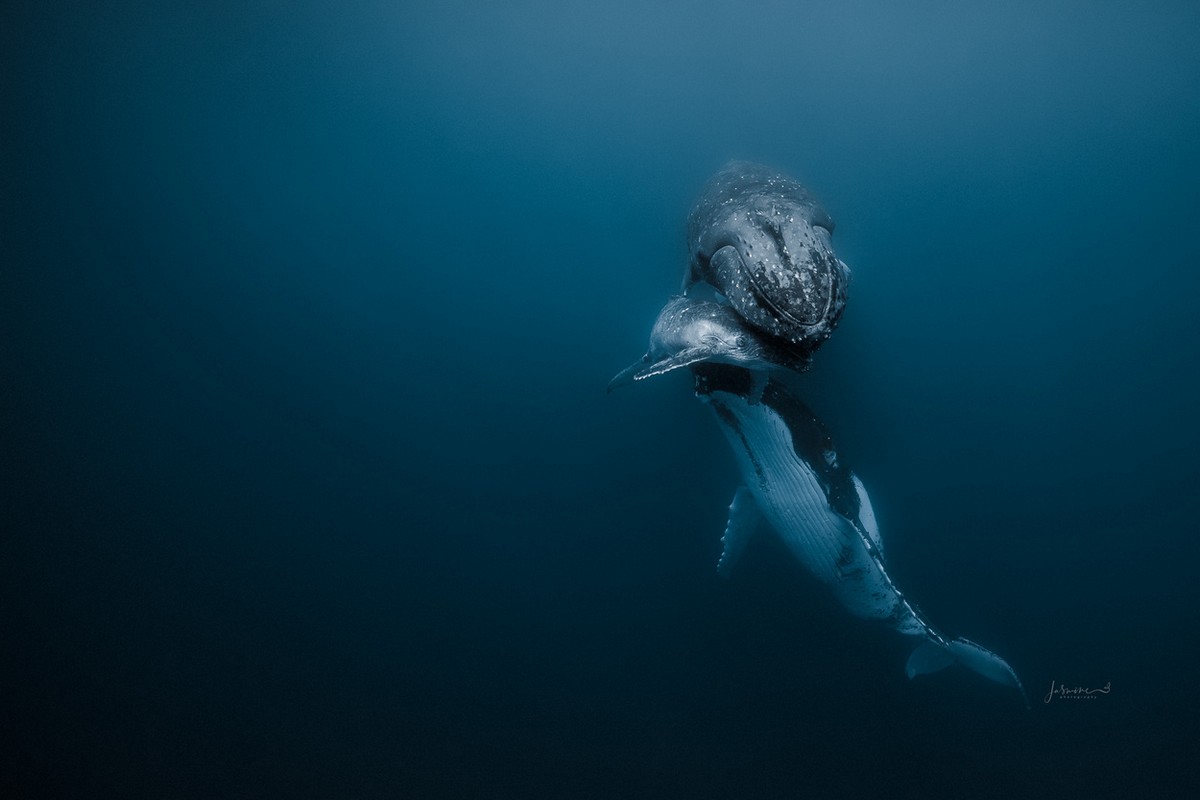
608, 348, 713, 392
717, 487, 762, 578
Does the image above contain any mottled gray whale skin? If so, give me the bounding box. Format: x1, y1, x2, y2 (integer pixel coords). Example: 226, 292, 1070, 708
607, 296, 809, 392
686, 161, 851, 356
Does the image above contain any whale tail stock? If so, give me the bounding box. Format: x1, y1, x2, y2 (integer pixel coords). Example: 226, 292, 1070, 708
906, 637, 1029, 708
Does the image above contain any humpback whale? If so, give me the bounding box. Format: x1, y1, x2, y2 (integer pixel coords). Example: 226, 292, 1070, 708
610, 297, 1026, 704
607, 297, 808, 392
686, 161, 852, 363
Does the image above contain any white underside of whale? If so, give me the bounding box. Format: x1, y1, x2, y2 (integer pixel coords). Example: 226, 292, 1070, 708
706, 388, 927, 634
703, 387, 1027, 703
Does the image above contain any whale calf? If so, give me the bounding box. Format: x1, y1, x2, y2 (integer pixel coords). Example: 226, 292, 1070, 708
686, 161, 852, 363
607, 296, 808, 392
611, 297, 1026, 704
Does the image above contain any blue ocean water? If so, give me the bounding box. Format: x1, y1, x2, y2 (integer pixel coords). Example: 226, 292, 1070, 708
4, 2, 1199, 797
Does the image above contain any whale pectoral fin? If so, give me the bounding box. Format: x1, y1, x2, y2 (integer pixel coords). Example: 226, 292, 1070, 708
851, 475, 884, 559
607, 358, 649, 393
607, 348, 716, 392
717, 487, 762, 578
634, 347, 713, 380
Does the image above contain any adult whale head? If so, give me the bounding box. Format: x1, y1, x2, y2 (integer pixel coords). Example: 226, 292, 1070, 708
607, 296, 809, 392
686, 161, 852, 354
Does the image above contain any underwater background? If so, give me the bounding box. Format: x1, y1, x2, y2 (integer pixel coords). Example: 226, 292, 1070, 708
4, 1, 1200, 797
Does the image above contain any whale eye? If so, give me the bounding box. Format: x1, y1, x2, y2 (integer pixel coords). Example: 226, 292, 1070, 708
735, 336, 748, 349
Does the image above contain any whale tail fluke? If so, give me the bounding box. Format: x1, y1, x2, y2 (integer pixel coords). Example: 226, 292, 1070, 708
906, 637, 1028, 708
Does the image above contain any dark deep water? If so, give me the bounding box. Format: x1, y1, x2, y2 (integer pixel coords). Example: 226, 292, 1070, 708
4, 2, 1200, 797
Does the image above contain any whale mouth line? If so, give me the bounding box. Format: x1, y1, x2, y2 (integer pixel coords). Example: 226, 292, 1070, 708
744, 268, 828, 331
